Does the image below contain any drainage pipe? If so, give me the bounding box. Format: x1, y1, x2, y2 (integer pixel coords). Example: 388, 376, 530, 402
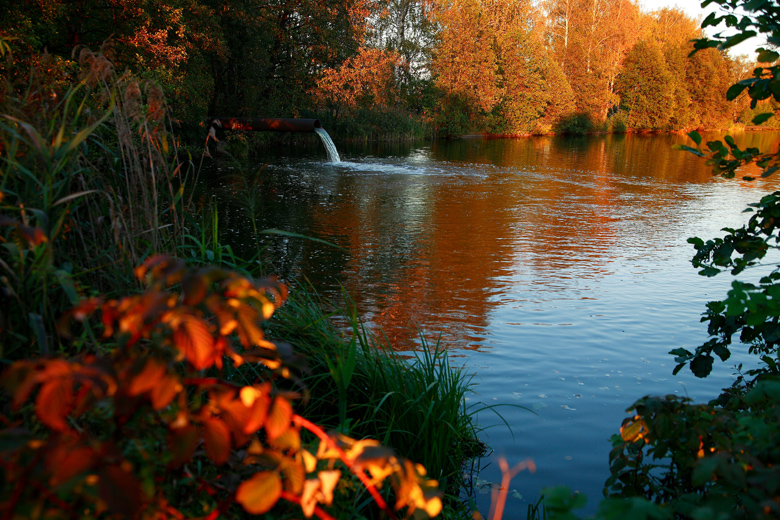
208, 117, 322, 133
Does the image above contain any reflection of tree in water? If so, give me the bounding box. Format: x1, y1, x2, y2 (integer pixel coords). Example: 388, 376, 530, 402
208, 135, 780, 352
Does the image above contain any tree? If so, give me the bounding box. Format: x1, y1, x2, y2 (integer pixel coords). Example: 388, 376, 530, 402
544, 0, 641, 122
430, 0, 502, 133
313, 47, 400, 121
615, 40, 675, 130
368, 0, 438, 108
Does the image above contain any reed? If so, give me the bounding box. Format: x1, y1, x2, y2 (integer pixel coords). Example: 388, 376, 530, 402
267, 282, 484, 493
0, 48, 193, 360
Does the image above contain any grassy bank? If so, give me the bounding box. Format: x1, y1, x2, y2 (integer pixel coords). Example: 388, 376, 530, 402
0, 49, 480, 519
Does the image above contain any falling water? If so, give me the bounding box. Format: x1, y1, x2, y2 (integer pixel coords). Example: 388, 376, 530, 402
314, 127, 341, 163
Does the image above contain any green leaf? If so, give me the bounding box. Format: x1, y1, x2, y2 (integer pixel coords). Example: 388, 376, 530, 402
722, 30, 757, 50
752, 112, 774, 125
28, 313, 48, 355
673, 144, 706, 157
757, 49, 780, 63
726, 83, 748, 101
692, 457, 719, 486
688, 131, 702, 146
690, 355, 714, 378
699, 267, 721, 277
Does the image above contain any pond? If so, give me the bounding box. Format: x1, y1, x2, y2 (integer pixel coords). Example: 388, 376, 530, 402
206, 131, 780, 516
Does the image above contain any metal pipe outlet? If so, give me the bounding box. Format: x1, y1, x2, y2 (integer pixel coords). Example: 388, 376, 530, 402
208, 117, 322, 133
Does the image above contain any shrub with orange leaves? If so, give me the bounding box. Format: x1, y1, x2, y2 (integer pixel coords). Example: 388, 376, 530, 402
313, 47, 400, 119
0, 255, 443, 520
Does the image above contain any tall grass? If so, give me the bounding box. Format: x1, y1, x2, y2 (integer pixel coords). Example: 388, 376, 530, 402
0, 48, 193, 360
267, 283, 484, 493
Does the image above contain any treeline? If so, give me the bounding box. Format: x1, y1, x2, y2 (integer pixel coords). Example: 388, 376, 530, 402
0, 0, 772, 139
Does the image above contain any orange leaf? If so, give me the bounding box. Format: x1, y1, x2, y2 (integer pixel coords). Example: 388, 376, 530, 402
236, 471, 282, 515
221, 399, 252, 447
265, 397, 292, 441
203, 417, 231, 465
172, 315, 215, 370
282, 459, 306, 495
127, 359, 166, 396
150, 373, 182, 410
270, 427, 301, 452
235, 305, 265, 348
243, 393, 271, 434
35, 379, 74, 431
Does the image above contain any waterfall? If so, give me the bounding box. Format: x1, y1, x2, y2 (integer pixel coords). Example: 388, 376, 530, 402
314, 127, 341, 163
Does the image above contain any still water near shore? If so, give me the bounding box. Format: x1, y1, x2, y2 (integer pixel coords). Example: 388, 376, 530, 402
208, 131, 780, 516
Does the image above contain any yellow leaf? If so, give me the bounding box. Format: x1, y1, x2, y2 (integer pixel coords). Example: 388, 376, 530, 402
300, 479, 320, 518
318, 470, 341, 505
240, 386, 263, 407
316, 439, 341, 460
236, 471, 282, 515
301, 450, 317, 473
620, 417, 647, 442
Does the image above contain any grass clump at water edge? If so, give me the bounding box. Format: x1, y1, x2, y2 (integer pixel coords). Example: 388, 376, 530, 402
268, 283, 486, 497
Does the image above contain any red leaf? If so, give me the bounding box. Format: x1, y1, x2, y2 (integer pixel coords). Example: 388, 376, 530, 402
4, 361, 37, 409
47, 442, 96, 486
35, 379, 74, 431
98, 464, 144, 518
203, 417, 231, 465
168, 425, 199, 468
236, 471, 282, 515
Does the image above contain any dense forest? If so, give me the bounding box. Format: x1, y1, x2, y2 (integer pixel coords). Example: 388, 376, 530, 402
1, 0, 774, 139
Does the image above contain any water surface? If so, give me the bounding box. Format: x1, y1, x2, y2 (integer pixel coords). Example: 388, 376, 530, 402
207, 132, 780, 516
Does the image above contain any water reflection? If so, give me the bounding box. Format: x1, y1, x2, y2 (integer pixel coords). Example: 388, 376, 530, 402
206, 132, 780, 515
208, 132, 780, 353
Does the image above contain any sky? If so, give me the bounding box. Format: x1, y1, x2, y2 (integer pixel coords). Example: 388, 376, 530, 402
640, 0, 766, 58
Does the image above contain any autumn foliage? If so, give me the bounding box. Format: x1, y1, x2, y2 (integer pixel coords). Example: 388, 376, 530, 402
0, 256, 443, 519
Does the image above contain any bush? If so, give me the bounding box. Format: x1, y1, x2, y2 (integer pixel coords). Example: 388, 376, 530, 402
0, 256, 443, 519
553, 113, 595, 135
608, 112, 628, 133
